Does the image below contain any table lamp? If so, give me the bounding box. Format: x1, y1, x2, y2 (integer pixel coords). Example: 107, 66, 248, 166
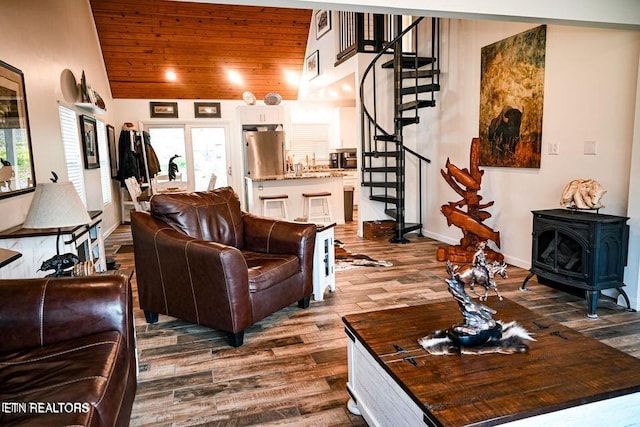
23, 176, 91, 276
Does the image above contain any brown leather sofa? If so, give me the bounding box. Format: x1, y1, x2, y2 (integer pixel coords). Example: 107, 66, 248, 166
131, 187, 317, 347
0, 275, 137, 427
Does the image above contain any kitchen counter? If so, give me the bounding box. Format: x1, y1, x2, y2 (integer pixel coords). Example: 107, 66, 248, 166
245, 174, 346, 224
248, 171, 348, 182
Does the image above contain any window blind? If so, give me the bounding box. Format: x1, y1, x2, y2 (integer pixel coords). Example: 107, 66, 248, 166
96, 120, 112, 205
289, 123, 330, 164
58, 105, 87, 206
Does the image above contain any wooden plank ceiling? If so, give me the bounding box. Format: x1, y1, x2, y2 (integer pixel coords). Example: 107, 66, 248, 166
89, 0, 312, 100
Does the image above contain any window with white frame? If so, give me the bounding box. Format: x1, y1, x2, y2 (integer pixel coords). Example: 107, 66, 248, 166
58, 105, 87, 206
96, 120, 112, 204
289, 123, 330, 165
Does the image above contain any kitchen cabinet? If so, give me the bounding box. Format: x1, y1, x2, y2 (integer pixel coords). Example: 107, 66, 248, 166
338, 107, 356, 148
239, 106, 284, 125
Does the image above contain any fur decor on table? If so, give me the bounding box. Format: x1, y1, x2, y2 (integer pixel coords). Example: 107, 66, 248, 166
418, 321, 535, 355
560, 178, 606, 210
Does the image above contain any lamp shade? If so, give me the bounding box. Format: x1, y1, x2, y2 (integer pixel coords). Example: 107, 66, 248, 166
23, 182, 91, 229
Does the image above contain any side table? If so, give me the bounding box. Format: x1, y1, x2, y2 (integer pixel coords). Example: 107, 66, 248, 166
313, 223, 336, 301
0, 248, 22, 269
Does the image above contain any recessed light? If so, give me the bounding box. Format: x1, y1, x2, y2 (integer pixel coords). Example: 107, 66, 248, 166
165, 70, 177, 81
227, 70, 243, 85
285, 70, 301, 87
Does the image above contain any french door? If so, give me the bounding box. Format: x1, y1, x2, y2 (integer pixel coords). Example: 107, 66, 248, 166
144, 124, 229, 191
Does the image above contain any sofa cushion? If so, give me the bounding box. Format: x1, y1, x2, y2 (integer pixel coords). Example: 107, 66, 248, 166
151, 187, 244, 248
0, 331, 130, 427
243, 251, 300, 292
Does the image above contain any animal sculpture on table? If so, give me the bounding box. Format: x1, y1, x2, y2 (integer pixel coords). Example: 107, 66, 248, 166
418, 246, 533, 354
560, 178, 606, 210
438, 137, 503, 263
38, 253, 80, 277
168, 154, 181, 181
446, 241, 508, 301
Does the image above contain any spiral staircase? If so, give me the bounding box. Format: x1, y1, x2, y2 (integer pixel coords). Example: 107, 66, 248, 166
360, 16, 440, 242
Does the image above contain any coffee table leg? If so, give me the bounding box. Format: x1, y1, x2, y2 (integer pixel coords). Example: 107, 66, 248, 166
347, 398, 361, 415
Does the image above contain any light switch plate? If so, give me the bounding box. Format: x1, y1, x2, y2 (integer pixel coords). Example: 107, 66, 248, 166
548, 143, 559, 155
584, 140, 597, 155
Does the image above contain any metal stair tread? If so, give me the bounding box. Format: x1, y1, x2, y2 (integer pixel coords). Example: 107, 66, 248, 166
402, 223, 422, 233
370, 195, 399, 204
400, 83, 441, 96
401, 69, 440, 79
381, 56, 436, 69
362, 166, 401, 173
399, 100, 436, 111
363, 151, 401, 158
373, 134, 399, 142
361, 181, 397, 188
398, 117, 419, 126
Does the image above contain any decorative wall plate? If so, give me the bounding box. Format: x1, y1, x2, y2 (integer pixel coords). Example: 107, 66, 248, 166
60, 69, 79, 103
242, 91, 256, 105
264, 92, 282, 105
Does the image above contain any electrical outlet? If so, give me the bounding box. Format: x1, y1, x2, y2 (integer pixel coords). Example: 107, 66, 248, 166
548, 143, 559, 155
584, 140, 597, 155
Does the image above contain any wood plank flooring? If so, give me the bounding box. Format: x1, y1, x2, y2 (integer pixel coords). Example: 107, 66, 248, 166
105, 217, 640, 426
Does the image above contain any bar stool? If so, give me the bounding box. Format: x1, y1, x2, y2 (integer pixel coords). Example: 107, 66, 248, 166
302, 192, 333, 224
259, 194, 289, 220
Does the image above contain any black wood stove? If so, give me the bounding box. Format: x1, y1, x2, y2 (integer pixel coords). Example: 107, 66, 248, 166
521, 209, 631, 318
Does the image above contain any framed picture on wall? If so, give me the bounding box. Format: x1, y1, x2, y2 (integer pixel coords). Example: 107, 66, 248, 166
106, 124, 118, 178
150, 101, 178, 118
80, 115, 100, 169
305, 50, 319, 80
0, 60, 36, 199
194, 102, 221, 118
315, 10, 331, 39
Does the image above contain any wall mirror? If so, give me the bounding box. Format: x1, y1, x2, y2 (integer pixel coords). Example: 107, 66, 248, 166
0, 60, 36, 199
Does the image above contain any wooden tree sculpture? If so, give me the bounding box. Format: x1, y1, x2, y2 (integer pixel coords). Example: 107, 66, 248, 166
437, 138, 504, 263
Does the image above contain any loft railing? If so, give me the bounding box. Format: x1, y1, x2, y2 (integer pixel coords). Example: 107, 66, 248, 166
336, 12, 398, 64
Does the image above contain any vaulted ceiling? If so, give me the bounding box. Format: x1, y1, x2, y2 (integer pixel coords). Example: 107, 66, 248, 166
89, 0, 312, 101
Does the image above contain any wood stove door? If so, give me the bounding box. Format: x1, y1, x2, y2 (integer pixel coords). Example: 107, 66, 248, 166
532, 222, 589, 287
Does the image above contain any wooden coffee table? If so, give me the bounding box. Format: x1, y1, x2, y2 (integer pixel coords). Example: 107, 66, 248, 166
343, 299, 640, 426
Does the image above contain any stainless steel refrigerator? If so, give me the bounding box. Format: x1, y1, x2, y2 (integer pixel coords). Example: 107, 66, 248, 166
244, 130, 285, 178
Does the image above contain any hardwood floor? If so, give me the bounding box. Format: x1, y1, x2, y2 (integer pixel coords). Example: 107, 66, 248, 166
105, 216, 640, 426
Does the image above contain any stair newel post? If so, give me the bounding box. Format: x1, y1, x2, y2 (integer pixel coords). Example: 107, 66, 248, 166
418, 161, 424, 237
431, 17, 440, 105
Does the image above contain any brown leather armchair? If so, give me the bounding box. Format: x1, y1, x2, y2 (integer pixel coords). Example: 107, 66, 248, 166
131, 187, 316, 347
0, 275, 137, 427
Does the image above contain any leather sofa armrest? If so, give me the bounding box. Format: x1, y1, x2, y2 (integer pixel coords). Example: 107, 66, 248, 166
0, 275, 133, 354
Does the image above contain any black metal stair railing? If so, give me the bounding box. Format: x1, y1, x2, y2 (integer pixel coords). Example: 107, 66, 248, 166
359, 16, 440, 243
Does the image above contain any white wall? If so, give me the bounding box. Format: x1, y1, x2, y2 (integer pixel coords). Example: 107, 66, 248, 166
414, 19, 640, 306
626, 57, 640, 310
0, 0, 120, 235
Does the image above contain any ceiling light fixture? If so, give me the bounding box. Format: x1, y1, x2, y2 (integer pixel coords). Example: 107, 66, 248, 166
285, 70, 301, 87
165, 70, 177, 81
227, 70, 243, 85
